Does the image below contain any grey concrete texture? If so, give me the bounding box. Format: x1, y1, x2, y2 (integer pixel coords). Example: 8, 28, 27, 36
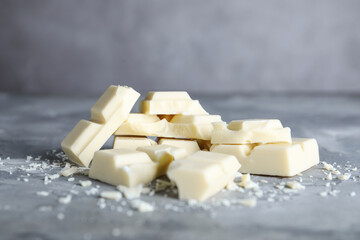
0, 92, 360, 239
1, 0, 360, 95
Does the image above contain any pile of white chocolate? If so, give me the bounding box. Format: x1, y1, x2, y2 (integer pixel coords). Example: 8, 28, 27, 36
61, 85, 319, 202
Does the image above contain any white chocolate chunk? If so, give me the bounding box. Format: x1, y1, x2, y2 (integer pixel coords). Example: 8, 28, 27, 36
338, 173, 351, 180
286, 181, 305, 190
90, 86, 132, 124
100, 191, 122, 201
167, 151, 241, 202
323, 162, 335, 171
79, 180, 92, 187
234, 198, 257, 207
115, 113, 221, 140
116, 185, 142, 199
61, 86, 140, 167
60, 166, 78, 177
76, 167, 90, 176
139, 91, 208, 115
211, 138, 319, 177
113, 136, 157, 150
211, 119, 291, 144
158, 138, 200, 155
238, 173, 259, 189
47, 174, 60, 180
137, 144, 188, 176
89, 149, 158, 187
130, 199, 155, 212
326, 173, 333, 180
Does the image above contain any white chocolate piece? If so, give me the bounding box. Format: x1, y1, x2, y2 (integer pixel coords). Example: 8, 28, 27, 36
90, 86, 133, 124
158, 138, 200, 155
286, 181, 305, 190
211, 138, 319, 177
211, 119, 291, 144
238, 173, 259, 189
137, 144, 188, 176
117, 185, 142, 199
115, 113, 222, 140
60, 166, 78, 177
79, 180, 92, 187
139, 91, 208, 115
167, 151, 241, 202
113, 136, 157, 150
89, 149, 158, 187
100, 191, 122, 201
61, 86, 140, 167
130, 199, 155, 212
236, 198, 257, 207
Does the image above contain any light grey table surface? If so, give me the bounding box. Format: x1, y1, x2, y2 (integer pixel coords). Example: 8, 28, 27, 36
0, 92, 359, 240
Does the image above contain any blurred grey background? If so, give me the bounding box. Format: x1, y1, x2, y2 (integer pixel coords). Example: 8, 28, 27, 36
0, 0, 360, 96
